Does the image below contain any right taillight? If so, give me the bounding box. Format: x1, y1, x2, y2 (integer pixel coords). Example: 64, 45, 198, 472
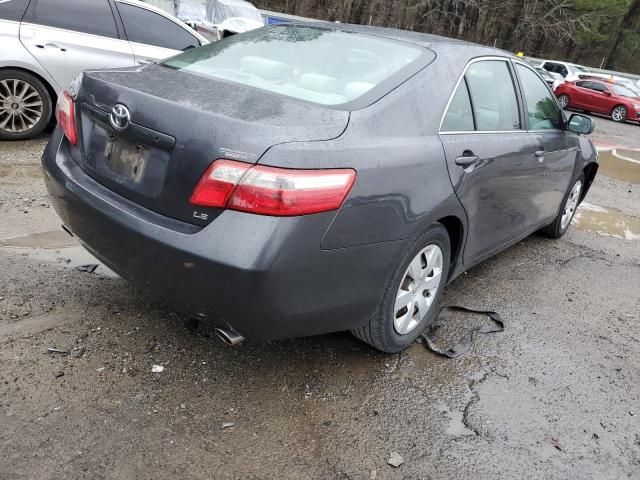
55, 90, 77, 145
190, 159, 356, 216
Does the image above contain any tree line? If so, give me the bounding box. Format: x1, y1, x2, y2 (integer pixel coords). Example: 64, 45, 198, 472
253, 0, 640, 74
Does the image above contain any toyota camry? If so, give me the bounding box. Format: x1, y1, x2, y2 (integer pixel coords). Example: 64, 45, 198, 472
42, 23, 598, 352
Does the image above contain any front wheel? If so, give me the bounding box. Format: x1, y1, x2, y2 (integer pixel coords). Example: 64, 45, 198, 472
352, 223, 451, 353
557, 94, 570, 109
542, 173, 584, 239
611, 105, 627, 123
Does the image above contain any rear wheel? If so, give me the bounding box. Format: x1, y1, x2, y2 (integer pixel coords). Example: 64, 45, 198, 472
611, 105, 627, 123
0, 70, 52, 141
352, 224, 450, 353
557, 94, 570, 109
542, 173, 584, 239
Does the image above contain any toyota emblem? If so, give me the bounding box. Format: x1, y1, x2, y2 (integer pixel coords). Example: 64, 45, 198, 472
109, 104, 130, 130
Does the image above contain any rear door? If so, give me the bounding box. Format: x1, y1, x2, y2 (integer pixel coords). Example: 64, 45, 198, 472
572, 81, 596, 109
114, 1, 201, 65
440, 58, 542, 263
586, 81, 614, 114
513, 61, 575, 220
19, 0, 136, 91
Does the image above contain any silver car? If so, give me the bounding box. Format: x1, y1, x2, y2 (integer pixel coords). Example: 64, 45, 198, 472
0, 0, 208, 140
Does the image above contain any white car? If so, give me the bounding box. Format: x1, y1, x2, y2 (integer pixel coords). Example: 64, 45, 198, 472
0, 0, 208, 140
177, 0, 263, 41
539, 60, 590, 82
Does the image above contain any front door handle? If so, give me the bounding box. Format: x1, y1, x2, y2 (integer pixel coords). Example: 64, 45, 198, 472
455, 154, 480, 168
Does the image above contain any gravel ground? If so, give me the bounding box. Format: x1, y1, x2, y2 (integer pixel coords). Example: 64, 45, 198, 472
1, 118, 639, 480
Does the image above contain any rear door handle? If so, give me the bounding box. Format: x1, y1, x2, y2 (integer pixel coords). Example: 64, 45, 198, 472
455, 154, 480, 168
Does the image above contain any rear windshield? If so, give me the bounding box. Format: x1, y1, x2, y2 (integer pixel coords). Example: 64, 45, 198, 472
162, 25, 429, 106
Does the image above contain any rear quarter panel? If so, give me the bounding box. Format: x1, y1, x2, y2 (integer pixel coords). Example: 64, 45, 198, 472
257, 63, 468, 250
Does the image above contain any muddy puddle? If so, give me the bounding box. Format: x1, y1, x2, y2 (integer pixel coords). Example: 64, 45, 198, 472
597, 150, 640, 184
573, 203, 640, 240
0, 230, 116, 276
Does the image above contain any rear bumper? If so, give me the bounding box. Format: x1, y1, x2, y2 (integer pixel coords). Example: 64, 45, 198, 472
42, 128, 406, 340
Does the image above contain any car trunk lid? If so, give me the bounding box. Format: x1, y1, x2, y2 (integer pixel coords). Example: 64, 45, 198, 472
73, 65, 349, 226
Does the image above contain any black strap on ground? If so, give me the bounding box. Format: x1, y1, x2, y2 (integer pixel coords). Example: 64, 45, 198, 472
419, 306, 505, 359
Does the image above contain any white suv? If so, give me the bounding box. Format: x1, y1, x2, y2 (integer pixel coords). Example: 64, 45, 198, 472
539, 60, 589, 82
0, 0, 208, 140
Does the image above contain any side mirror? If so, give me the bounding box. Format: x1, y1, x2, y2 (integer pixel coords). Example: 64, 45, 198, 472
567, 114, 594, 135
603, 90, 612, 96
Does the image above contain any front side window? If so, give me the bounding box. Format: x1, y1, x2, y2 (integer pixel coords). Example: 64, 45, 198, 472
589, 82, 608, 93
23, 0, 118, 38
441, 80, 474, 132
515, 63, 563, 130
465, 60, 520, 131
162, 25, 431, 106
117, 3, 200, 51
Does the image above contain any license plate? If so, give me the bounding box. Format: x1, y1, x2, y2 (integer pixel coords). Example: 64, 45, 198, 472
103, 133, 150, 183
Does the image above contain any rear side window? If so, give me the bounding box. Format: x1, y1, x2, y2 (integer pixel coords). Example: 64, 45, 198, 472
23, 0, 118, 38
162, 25, 431, 107
441, 80, 474, 132
0, 0, 29, 21
515, 63, 562, 130
465, 60, 520, 131
117, 3, 200, 51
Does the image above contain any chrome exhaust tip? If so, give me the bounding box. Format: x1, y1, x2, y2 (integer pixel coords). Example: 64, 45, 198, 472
215, 327, 245, 346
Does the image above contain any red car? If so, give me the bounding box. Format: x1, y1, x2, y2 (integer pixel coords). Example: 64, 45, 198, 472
555, 79, 640, 124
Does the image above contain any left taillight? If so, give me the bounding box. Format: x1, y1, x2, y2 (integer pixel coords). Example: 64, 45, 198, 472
190, 159, 356, 217
55, 90, 77, 145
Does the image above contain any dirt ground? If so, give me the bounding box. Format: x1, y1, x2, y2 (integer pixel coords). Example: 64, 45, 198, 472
1, 116, 639, 480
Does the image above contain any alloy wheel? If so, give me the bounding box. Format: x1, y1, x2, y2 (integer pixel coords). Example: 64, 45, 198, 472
558, 94, 569, 109
611, 106, 626, 122
560, 180, 582, 230
393, 244, 444, 335
0, 79, 44, 134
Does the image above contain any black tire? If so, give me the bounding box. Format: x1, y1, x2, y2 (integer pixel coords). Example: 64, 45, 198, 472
610, 104, 627, 123
0, 69, 53, 141
557, 94, 570, 109
541, 172, 585, 239
352, 223, 451, 353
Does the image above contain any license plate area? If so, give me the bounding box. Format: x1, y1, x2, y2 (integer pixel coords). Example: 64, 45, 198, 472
80, 104, 175, 199
103, 133, 149, 183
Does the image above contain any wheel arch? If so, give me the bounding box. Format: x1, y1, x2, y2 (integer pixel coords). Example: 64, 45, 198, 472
436, 215, 464, 279
580, 161, 598, 202
0, 66, 59, 110
610, 103, 627, 116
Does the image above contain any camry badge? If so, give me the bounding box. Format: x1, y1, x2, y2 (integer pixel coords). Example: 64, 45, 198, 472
109, 104, 130, 131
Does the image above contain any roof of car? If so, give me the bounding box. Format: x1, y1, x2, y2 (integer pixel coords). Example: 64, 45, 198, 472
292, 21, 513, 57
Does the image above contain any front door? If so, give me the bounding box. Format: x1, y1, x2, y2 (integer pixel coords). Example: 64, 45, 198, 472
439, 59, 543, 264
20, 0, 135, 92
513, 62, 576, 220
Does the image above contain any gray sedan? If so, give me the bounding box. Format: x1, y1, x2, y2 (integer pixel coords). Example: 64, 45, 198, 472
42, 24, 598, 352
